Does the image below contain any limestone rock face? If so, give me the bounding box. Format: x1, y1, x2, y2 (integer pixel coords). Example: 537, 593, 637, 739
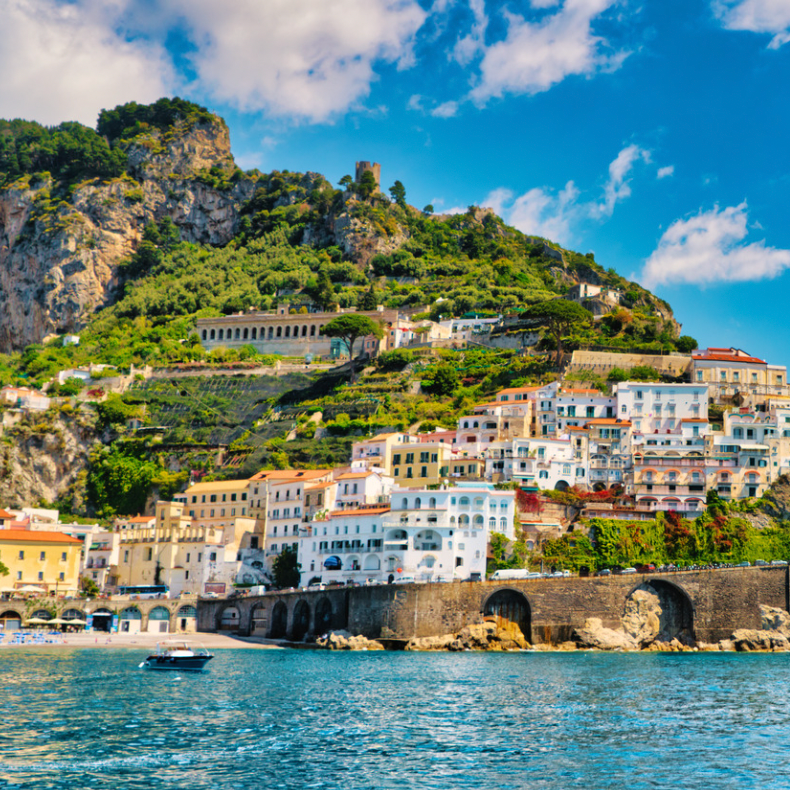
0, 411, 99, 507
621, 588, 662, 646
573, 618, 639, 651
0, 119, 254, 352
761, 604, 790, 636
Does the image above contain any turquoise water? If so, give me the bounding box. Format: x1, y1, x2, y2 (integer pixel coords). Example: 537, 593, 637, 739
1, 649, 789, 789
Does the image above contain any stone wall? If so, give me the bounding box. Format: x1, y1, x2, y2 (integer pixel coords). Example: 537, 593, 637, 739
198, 566, 789, 646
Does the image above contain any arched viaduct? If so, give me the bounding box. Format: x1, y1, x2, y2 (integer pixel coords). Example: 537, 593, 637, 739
198, 566, 789, 646
0, 598, 200, 634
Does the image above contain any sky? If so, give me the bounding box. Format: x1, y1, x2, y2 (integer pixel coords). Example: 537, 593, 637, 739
2, 0, 790, 363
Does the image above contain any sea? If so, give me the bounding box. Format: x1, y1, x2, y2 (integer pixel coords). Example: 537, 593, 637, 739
0, 648, 789, 789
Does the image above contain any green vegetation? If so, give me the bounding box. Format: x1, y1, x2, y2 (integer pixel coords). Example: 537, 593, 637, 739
271, 545, 301, 589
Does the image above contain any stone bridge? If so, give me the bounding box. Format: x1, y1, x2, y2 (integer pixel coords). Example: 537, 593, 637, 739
197, 566, 789, 645
0, 597, 200, 634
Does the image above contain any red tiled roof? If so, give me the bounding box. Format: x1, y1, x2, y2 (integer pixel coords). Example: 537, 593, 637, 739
693, 353, 765, 364
585, 418, 632, 426
0, 509, 15, 519
0, 530, 82, 544
329, 507, 391, 518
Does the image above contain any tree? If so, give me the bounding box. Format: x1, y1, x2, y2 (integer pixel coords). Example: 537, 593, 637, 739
322, 314, 384, 383
272, 545, 301, 589
429, 364, 459, 397
676, 335, 698, 353
313, 266, 336, 310
422, 204, 434, 214
338, 174, 353, 190
358, 282, 379, 311
357, 170, 378, 199
389, 180, 407, 209
525, 300, 592, 366
0, 559, 7, 577
80, 575, 100, 598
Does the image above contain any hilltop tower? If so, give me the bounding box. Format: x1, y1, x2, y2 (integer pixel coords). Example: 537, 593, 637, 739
355, 161, 381, 190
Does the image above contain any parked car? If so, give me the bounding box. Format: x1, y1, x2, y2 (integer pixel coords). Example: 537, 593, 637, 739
736, 561, 751, 567
635, 564, 656, 573
595, 569, 611, 576
620, 567, 637, 575
755, 559, 769, 566
770, 560, 788, 566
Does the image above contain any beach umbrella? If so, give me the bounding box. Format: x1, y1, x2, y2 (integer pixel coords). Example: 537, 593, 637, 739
18, 585, 47, 594
48, 618, 68, 625
66, 619, 87, 626
25, 617, 50, 625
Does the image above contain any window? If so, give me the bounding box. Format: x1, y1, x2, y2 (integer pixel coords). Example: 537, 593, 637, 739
59, 572, 64, 581
420, 466, 428, 477
420, 451, 429, 463
18, 550, 24, 560
39, 551, 46, 561
393, 454, 401, 465
61, 552, 67, 561
38, 572, 43, 581
210, 552, 217, 561
124, 550, 129, 562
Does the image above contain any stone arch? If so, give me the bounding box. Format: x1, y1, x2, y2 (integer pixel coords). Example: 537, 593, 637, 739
218, 605, 240, 632
148, 605, 171, 634
176, 604, 197, 633
315, 597, 333, 635
623, 579, 695, 647
0, 609, 23, 630
202, 329, 207, 341
91, 607, 114, 632
483, 589, 531, 642
249, 603, 268, 635
593, 482, 607, 492
363, 555, 380, 571
270, 601, 288, 638
292, 600, 311, 641
210, 329, 216, 340
554, 480, 569, 492
30, 609, 52, 621
120, 606, 142, 634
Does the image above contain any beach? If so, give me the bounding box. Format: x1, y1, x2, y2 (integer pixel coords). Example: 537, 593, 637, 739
0, 630, 284, 650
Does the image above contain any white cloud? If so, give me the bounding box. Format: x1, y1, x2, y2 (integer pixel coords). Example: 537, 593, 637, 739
451, 0, 488, 66
468, 0, 629, 104
480, 144, 649, 243
713, 0, 790, 48
591, 143, 651, 218
0, 0, 426, 127
173, 0, 427, 121
0, 0, 173, 126
639, 203, 790, 288
657, 165, 675, 179
431, 100, 459, 117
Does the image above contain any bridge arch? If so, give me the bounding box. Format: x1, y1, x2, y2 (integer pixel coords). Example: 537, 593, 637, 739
291, 600, 311, 641
315, 597, 333, 635
624, 579, 695, 645
483, 588, 532, 642
270, 601, 288, 639
0, 609, 23, 630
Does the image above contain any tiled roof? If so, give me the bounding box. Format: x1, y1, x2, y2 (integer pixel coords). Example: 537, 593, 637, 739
329, 507, 391, 517
0, 530, 82, 544
693, 353, 765, 364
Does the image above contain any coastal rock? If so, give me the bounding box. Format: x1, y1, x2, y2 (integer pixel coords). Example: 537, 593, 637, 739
760, 605, 790, 637
573, 618, 639, 651
621, 588, 662, 646
315, 630, 384, 651
730, 629, 789, 652
405, 620, 530, 652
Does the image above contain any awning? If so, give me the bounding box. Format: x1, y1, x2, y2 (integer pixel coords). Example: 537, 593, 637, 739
323, 556, 343, 569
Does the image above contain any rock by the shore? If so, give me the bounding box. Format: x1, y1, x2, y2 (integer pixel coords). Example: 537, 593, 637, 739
761, 605, 790, 637
405, 620, 530, 652
621, 589, 662, 646
315, 630, 384, 651
573, 618, 639, 651
730, 629, 789, 652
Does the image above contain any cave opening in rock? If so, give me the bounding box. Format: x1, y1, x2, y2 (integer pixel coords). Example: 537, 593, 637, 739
623, 580, 694, 646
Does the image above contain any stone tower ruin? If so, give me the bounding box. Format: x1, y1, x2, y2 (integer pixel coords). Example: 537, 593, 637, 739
355, 161, 381, 190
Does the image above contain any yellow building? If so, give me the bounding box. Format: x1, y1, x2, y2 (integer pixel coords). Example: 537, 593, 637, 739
389, 442, 477, 486
181, 479, 252, 531
0, 529, 82, 593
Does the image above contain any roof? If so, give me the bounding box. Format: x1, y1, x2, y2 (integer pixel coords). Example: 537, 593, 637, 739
585, 418, 632, 426
129, 516, 154, 523
0, 509, 15, 519
329, 507, 391, 518
185, 479, 251, 493
306, 481, 336, 490
0, 529, 82, 544
560, 388, 602, 395
692, 352, 765, 364
566, 426, 589, 432
681, 418, 708, 423
249, 469, 332, 482
337, 472, 375, 480
356, 433, 401, 443
496, 386, 542, 396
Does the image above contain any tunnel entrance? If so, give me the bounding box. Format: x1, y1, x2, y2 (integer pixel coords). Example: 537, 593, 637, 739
483, 589, 531, 642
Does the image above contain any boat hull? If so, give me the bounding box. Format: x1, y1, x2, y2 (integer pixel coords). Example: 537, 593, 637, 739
143, 654, 214, 671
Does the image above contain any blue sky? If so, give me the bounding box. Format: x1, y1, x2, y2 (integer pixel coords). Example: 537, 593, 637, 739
3, 0, 790, 362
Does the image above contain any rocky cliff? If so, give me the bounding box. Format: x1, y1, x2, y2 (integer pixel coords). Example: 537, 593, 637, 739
0, 118, 254, 352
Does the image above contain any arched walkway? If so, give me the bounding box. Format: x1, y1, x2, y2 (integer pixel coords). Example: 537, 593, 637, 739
219, 606, 240, 632
291, 600, 311, 641
270, 601, 288, 639
250, 604, 267, 636
483, 589, 532, 642
623, 579, 695, 646
315, 597, 333, 635
120, 606, 142, 634
176, 605, 197, 633
91, 607, 114, 633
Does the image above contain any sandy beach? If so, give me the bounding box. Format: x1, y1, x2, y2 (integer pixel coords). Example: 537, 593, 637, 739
0, 631, 285, 650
